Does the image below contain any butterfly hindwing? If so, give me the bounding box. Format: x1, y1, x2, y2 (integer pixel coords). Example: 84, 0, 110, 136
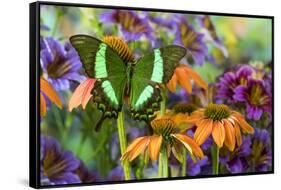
70, 35, 127, 130
130, 45, 186, 120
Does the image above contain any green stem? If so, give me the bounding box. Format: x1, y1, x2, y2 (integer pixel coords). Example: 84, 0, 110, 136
117, 110, 131, 180
160, 87, 167, 116
158, 152, 163, 177
158, 147, 168, 178
181, 149, 187, 177
211, 144, 220, 175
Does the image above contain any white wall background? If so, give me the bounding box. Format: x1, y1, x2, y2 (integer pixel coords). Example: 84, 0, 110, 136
0, 0, 279, 189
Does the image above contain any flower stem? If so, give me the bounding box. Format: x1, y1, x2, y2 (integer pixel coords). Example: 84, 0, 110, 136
160, 87, 167, 116
117, 109, 131, 180
181, 148, 187, 177
211, 144, 220, 175
158, 147, 168, 178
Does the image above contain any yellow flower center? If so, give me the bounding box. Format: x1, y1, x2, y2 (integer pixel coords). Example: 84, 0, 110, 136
151, 119, 176, 140
173, 103, 197, 115
102, 36, 134, 64
204, 103, 230, 121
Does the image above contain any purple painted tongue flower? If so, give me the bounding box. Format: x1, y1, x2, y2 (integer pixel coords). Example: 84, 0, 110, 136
100, 10, 155, 43
40, 37, 84, 90
75, 161, 101, 183
40, 135, 81, 185
233, 79, 271, 120
174, 15, 208, 66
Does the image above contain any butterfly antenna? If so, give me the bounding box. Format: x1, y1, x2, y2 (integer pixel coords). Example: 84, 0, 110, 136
95, 113, 106, 132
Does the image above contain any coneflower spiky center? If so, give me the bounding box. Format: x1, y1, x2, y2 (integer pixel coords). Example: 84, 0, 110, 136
204, 103, 230, 121
151, 119, 176, 141
173, 103, 197, 115
102, 36, 134, 64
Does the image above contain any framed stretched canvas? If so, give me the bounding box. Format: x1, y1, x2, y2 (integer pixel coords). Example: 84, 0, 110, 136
29, 1, 274, 188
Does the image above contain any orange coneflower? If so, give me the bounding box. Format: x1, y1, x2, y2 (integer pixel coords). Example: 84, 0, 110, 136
68, 78, 96, 111
40, 77, 62, 117
187, 103, 254, 151
166, 64, 208, 94
121, 118, 204, 163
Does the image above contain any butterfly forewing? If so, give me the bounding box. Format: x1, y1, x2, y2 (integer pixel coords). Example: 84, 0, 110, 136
70, 35, 127, 130
130, 45, 186, 120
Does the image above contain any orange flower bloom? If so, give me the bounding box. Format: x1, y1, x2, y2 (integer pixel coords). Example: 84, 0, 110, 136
68, 78, 96, 111
121, 118, 204, 163
187, 103, 254, 151
166, 64, 208, 94
40, 77, 62, 117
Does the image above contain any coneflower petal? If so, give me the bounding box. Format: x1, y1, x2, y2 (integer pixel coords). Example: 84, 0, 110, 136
148, 135, 162, 161
176, 68, 192, 94
41, 78, 62, 109
234, 124, 242, 147
232, 112, 254, 134
194, 119, 213, 145
224, 119, 236, 151
166, 73, 178, 92
212, 121, 225, 148
172, 133, 204, 159
183, 65, 208, 90
40, 93, 46, 117
121, 136, 147, 161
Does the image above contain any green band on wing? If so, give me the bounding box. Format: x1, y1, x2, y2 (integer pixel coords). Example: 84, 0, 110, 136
102, 80, 119, 107
135, 85, 154, 108
151, 49, 163, 83
95, 43, 107, 78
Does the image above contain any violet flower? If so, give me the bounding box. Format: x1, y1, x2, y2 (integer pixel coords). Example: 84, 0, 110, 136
40, 135, 81, 185
40, 37, 84, 90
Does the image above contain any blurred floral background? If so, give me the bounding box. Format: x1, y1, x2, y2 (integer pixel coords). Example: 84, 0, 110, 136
39, 4, 272, 186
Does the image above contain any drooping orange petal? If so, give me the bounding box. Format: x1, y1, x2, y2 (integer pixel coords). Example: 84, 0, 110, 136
233, 112, 255, 134
212, 121, 225, 148
234, 124, 242, 147
223, 119, 236, 151
68, 78, 96, 111
166, 73, 178, 92
175, 67, 192, 94
172, 133, 204, 159
121, 136, 150, 162
40, 93, 46, 117
171, 141, 184, 163
194, 119, 213, 145
148, 135, 162, 161
183, 65, 208, 90
40, 78, 62, 109
185, 109, 204, 124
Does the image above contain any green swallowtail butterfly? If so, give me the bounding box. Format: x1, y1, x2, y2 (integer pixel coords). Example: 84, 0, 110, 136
70, 35, 186, 131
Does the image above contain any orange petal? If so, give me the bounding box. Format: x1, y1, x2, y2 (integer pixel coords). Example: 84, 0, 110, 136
121, 136, 150, 162
233, 112, 255, 134
175, 67, 192, 94
223, 119, 236, 151
68, 78, 96, 111
166, 73, 177, 92
212, 121, 225, 148
183, 66, 208, 90
40, 78, 62, 109
234, 124, 242, 147
172, 133, 204, 159
171, 142, 184, 163
194, 119, 213, 145
40, 93, 46, 117
148, 135, 162, 161
186, 109, 204, 124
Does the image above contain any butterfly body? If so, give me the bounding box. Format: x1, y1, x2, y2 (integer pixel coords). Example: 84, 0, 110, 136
70, 35, 186, 131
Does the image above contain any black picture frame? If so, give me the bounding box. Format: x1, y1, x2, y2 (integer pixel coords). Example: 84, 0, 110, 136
29, 1, 274, 189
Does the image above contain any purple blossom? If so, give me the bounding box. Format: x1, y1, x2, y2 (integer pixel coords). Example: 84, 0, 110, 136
233, 79, 271, 120
186, 156, 208, 176
107, 166, 124, 181
174, 15, 208, 66
100, 10, 155, 43
75, 161, 101, 183
248, 128, 272, 172
198, 15, 228, 58
215, 65, 255, 103
40, 135, 81, 185
40, 37, 84, 90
